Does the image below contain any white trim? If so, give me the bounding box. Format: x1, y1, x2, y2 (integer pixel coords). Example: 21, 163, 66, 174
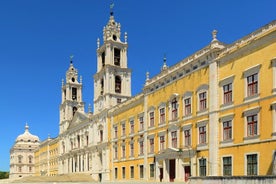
244, 152, 259, 176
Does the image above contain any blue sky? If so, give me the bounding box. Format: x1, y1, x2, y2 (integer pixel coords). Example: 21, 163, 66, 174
0, 0, 275, 172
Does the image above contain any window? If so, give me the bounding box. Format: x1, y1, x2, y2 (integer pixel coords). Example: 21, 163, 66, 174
184, 129, 191, 146
223, 157, 232, 176
72, 87, 77, 100
130, 120, 134, 134
114, 48, 121, 66
114, 146, 118, 159
29, 156, 32, 164
184, 98, 191, 116
139, 139, 144, 155
149, 138, 154, 153
100, 130, 103, 142
114, 126, 118, 139
130, 143, 134, 157
122, 123, 126, 136
247, 73, 258, 97
100, 79, 104, 95
122, 145, 126, 158
150, 164, 155, 178
18, 156, 22, 164
114, 168, 118, 179
101, 52, 105, 67
72, 106, 77, 116
171, 98, 178, 120
223, 83, 232, 104
149, 112, 155, 127
199, 126, 206, 144
160, 135, 165, 151
159, 107, 165, 124
115, 76, 121, 93
117, 98, 121, 104
199, 92, 207, 111
199, 158, 206, 176
139, 116, 144, 131
171, 131, 177, 148
223, 120, 232, 140
122, 167, 126, 179
247, 114, 258, 137
130, 166, 134, 178
18, 166, 22, 172
77, 135, 80, 148
247, 154, 258, 175
86, 135, 89, 146
140, 165, 144, 178
29, 166, 32, 172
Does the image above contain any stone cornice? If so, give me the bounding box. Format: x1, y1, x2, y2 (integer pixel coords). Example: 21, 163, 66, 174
218, 20, 276, 64
108, 93, 144, 116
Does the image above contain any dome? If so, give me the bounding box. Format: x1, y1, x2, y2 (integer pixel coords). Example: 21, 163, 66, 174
16, 124, 40, 143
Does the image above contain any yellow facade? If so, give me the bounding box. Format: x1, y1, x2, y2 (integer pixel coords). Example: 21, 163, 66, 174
34, 138, 59, 176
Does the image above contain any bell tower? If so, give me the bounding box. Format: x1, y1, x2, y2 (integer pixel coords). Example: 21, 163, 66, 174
59, 57, 84, 134
94, 11, 131, 114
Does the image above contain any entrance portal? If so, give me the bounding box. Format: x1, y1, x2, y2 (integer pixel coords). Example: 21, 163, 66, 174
169, 159, 175, 182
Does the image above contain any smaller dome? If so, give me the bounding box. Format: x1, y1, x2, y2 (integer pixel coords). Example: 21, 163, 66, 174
16, 124, 40, 143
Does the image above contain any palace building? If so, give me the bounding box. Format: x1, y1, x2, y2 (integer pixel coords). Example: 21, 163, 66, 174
11, 9, 276, 182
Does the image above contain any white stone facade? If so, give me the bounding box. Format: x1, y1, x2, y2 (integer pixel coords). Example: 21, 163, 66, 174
9, 124, 40, 179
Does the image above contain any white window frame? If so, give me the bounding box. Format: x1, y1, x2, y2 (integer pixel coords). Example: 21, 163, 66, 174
197, 84, 209, 113
221, 155, 233, 176
243, 107, 261, 142
158, 103, 166, 125
183, 91, 193, 118
243, 64, 261, 101
158, 131, 166, 151
219, 75, 235, 107
148, 106, 155, 128
196, 120, 208, 148
244, 152, 259, 176
271, 57, 276, 93
219, 114, 234, 144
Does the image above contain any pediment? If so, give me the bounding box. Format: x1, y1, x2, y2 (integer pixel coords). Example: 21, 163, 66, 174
68, 111, 89, 130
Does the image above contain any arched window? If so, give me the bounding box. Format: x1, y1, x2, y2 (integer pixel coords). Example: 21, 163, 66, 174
73, 107, 77, 116
28, 156, 32, 163
102, 52, 105, 67
115, 76, 121, 93
18, 155, 23, 164
114, 48, 120, 66
100, 79, 104, 95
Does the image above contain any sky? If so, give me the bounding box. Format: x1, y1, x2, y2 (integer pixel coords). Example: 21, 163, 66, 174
0, 0, 275, 172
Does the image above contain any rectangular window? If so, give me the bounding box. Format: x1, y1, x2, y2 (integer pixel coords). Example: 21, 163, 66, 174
130, 166, 134, 178
223, 120, 232, 140
199, 92, 207, 111
223, 83, 232, 104
130, 120, 134, 134
171, 98, 178, 120
139, 116, 144, 131
140, 140, 144, 155
114, 146, 118, 159
247, 114, 258, 136
171, 131, 177, 148
122, 167, 126, 179
115, 168, 118, 179
130, 143, 134, 157
199, 126, 206, 144
184, 129, 191, 146
184, 98, 191, 115
199, 158, 206, 176
223, 157, 232, 176
160, 107, 165, 124
29, 166, 32, 172
122, 124, 126, 136
160, 135, 165, 151
72, 87, 77, 100
149, 112, 155, 127
122, 145, 126, 158
117, 98, 121, 104
247, 154, 258, 175
247, 73, 258, 97
149, 138, 154, 153
114, 126, 118, 139
150, 164, 155, 178
140, 165, 144, 178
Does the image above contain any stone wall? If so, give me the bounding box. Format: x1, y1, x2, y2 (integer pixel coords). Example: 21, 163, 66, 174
189, 176, 276, 184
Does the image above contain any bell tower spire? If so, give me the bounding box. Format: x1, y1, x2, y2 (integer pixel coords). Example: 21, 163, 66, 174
59, 57, 85, 134
93, 7, 131, 114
